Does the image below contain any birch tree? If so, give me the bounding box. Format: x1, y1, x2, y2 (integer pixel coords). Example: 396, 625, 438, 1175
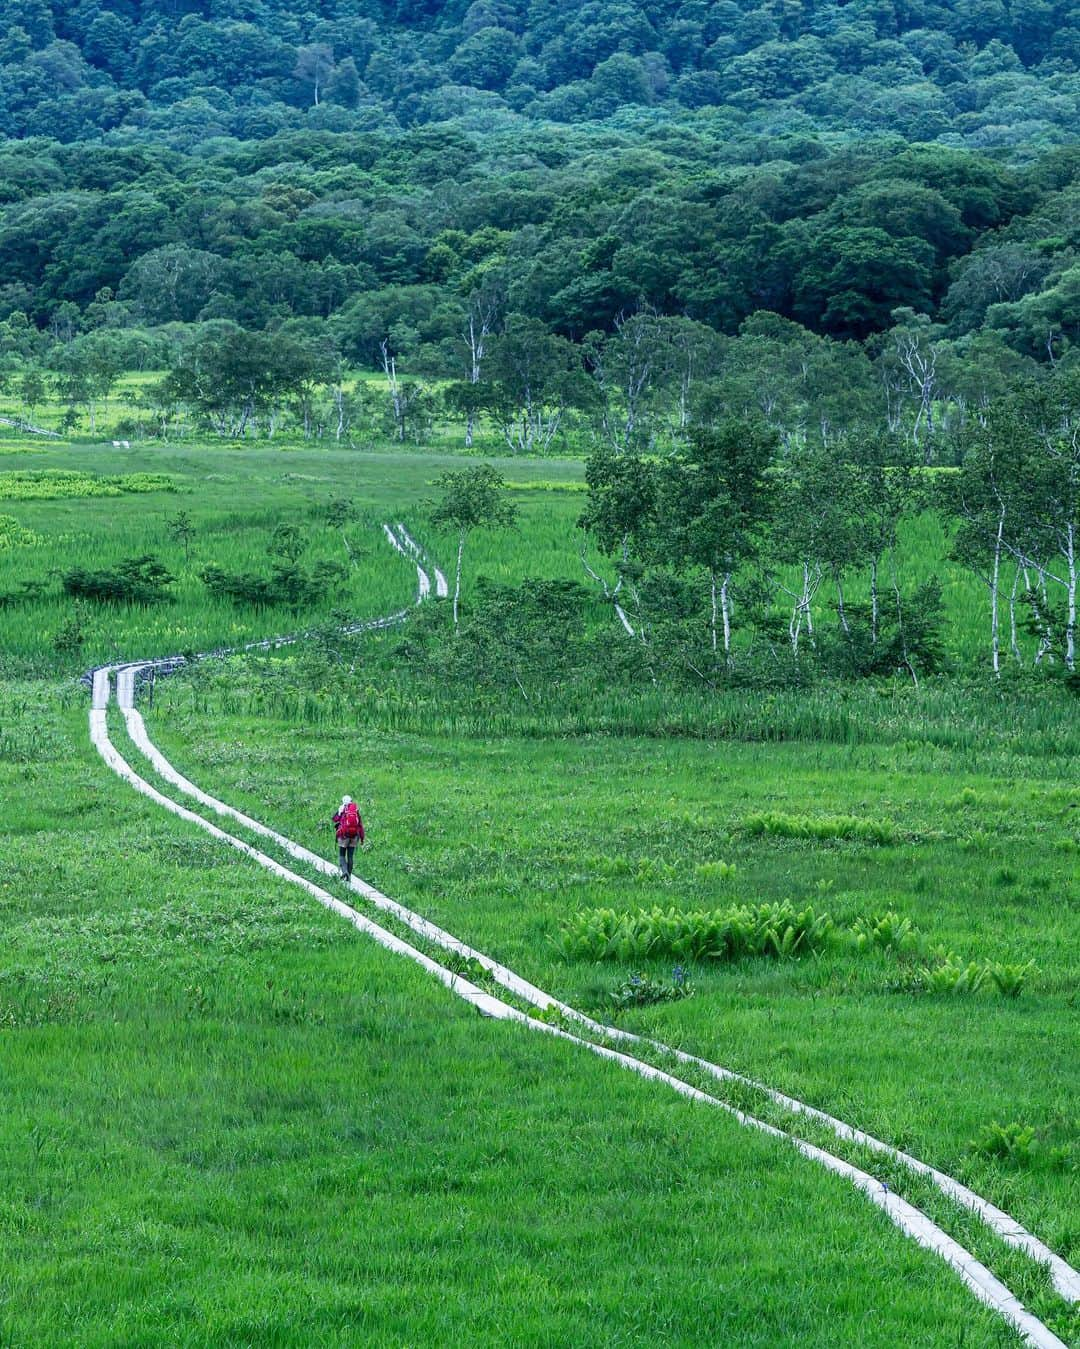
950, 379, 1080, 673
769, 446, 864, 654
845, 432, 920, 647
661, 419, 778, 659
482, 315, 595, 454
578, 447, 658, 634
876, 310, 949, 456
1009, 377, 1080, 671
586, 307, 667, 453
459, 274, 504, 448
949, 409, 1028, 675
428, 464, 516, 626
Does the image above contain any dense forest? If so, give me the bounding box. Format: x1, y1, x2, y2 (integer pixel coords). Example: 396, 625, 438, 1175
0, 0, 1078, 452
1, 0, 1078, 146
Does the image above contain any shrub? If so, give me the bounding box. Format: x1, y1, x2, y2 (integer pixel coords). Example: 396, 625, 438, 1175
985, 960, 1037, 997
915, 954, 987, 995
0, 514, 41, 549
63, 555, 175, 605
897, 954, 1036, 997
0, 578, 49, 609
200, 559, 346, 609
52, 604, 88, 654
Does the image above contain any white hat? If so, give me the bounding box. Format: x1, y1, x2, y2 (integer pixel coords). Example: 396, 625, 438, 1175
340, 795, 353, 810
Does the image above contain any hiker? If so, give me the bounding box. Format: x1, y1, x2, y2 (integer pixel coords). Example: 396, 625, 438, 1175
332, 795, 364, 881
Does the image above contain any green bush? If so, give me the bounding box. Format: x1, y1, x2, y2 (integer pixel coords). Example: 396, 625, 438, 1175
201, 559, 346, 610
896, 954, 1037, 998
916, 954, 987, 995
985, 960, 1037, 997
62, 555, 175, 605
0, 514, 42, 549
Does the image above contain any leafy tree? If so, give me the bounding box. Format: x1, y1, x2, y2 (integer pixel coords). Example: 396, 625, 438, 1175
661, 419, 779, 658
949, 402, 1036, 674
785, 225, 936, 339
482, 315, 596, 454
428, 463, 516, 625
17, 365, 46, 423
943, 244, 1050, 333
578, 446, 659, 630
294, 44, 335, 107
165, 324, 324, 437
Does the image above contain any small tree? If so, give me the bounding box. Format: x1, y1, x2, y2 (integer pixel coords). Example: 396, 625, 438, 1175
578, 447, 658, 633
18, 367, 46, 425
166, 509, 196, 560
428, 464, 516, 625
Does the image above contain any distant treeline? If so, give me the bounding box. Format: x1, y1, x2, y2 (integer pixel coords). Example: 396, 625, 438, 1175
0, 0, 1077, 146
0, 129, 1078, 450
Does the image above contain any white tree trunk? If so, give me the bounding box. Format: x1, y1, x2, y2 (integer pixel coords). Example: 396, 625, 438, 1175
835, 573, 851, 636
1008, 567, 1022, 664
381, 341, 403, 441
1066, 522, 1077, 671
990, 506, 1004, 676
453, 529, 464, 627
804, 562, 817, 647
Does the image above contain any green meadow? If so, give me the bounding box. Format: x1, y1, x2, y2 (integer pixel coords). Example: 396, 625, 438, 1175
0, 433, 1020, 673
1, 436, 1077, 1346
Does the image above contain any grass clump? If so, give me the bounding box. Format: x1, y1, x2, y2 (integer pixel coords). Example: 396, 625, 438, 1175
559, 901, 835, 963
743, 810, 900, 844
694, 859, 737, 882
985, 960, 1039, 998
893, 955, 1037, 998
969, 1122, 1040, 1167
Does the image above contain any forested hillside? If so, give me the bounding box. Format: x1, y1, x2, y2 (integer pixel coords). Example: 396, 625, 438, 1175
0, 0, 1078, 451
1, 0, 1078, 145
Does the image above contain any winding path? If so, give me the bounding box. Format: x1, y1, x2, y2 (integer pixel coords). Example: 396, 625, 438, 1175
85, 526, 1078, 1349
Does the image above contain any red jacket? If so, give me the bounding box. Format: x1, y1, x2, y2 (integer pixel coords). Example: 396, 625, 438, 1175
333, 806, 364, 844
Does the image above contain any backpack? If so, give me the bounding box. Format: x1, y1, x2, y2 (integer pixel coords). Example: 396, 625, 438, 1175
340, 802, 361, 836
